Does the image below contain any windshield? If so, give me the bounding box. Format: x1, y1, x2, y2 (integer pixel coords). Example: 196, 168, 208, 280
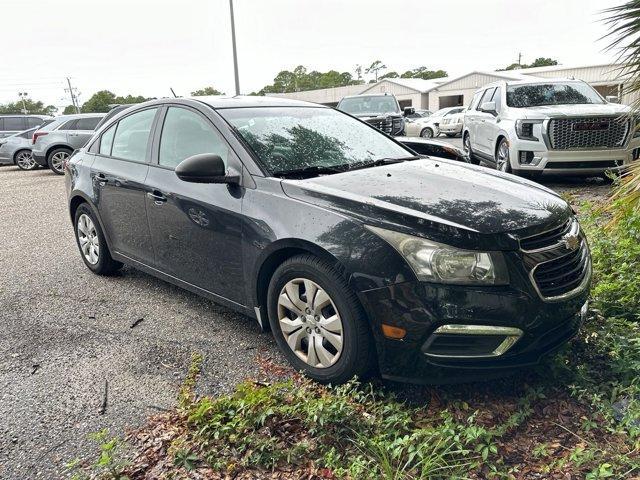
506, 82, 604, 108
338, 96, 399, 115
220, 107, 411, 176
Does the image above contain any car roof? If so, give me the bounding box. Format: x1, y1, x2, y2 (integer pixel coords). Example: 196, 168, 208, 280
339, 93, 394, 100
0, 114, 52, 118
192, 95, 325, 109
53, 113, 107, 120
481, 77, 587, 89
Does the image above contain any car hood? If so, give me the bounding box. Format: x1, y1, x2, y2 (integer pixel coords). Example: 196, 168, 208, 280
281, 159, 571, 250
517, 102, 630, 119
352, 112, 402, 120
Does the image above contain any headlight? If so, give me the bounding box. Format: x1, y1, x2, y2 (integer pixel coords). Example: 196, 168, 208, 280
515, 119, 543, 141
367, 226, 509, 285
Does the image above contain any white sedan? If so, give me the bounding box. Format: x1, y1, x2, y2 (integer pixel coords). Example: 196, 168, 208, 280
405, 106, 466, 138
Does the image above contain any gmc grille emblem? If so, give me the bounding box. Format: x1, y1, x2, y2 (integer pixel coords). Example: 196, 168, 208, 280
573, 122, 609, 131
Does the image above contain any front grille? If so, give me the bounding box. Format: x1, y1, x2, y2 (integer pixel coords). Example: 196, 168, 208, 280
520, 219, 572, 251
532, 244, 589, 298
519, 218, 590, 300
367, 116, 403, 136
548, 116, 629, 150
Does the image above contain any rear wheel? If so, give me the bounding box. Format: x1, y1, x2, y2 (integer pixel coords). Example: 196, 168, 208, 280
74, 204, 122, 275
420, 127, 434, 139
267, 254, 375, 384
47, 148, 71, 175
15, 150, 36, 170
496, 138, 512, 174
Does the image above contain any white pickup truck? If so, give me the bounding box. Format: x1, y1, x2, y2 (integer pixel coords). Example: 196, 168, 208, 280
462, 78, 640, 177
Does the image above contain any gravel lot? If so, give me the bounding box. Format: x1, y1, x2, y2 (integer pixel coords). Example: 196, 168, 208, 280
0, 157, 611, 478
0, 166, 281, 478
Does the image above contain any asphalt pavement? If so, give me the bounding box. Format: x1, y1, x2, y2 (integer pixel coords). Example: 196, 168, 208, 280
0, 166, 281, 478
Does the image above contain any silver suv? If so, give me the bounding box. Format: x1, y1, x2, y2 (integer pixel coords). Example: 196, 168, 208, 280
462, 78, 640, 176
0, 115, 52, 139
32, 113, 105, 174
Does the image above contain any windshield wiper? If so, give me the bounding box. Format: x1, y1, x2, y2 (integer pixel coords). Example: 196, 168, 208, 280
272, 164, 350, 178
347, 156, 421, 171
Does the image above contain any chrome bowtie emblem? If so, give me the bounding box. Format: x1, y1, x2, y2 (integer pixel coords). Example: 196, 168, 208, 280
561, 233, 580, 251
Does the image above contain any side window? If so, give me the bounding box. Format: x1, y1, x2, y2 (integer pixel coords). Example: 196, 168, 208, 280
159, 107, 229, 169
99, 124, 117, 155
27, 117, 43, 128
4, 117, 26, 131
76, 117, 101, 131
59, 119, 78, 131
111, 108, 157, 162
476, 88, 496, 111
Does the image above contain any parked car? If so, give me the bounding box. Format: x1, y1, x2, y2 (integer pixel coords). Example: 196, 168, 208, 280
462, 78, 640, 176
0, 115, 52, 139
396, 136, 473, 163
0, 127, 41, 170
32, 113, 105, 174
438, 110, 465, 137
94, 104, 138, 131
66, 96, 590, 385
405, 107, 466, 138
337, 93, 412, 136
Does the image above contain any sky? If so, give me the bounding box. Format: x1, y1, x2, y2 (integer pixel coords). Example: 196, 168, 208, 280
3, 0, 625, 111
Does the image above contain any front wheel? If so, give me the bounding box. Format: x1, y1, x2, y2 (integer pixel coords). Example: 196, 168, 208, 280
15, 150, 36, 170
47, 148, 71, 175
496, 138, 512, 173
267, 254, 375, 384
420, 127, 434, 139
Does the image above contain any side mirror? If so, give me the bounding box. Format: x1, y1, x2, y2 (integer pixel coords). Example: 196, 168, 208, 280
403, 107, 416, 117
480, 101, 497, 115
606, 95, 620, 104
175, 153, 240, 184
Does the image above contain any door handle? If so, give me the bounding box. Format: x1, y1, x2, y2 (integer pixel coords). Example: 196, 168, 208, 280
96, 173, 108, 185
147, 190, 167, 205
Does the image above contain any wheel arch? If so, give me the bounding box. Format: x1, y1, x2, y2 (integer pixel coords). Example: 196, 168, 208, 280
253, 239, 349, 330
494, 133, 509, 159
45, 143, 73, 162
68, 192, 115, 253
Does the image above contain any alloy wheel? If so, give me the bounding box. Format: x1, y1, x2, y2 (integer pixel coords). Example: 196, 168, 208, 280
16, 151, 36, 170
51, 151, 69, 173
77, 214, 100, 265
463, 135, 471, 155
277, 278, 344, 368
497, 141, 510, 172
421, 128, 433, 139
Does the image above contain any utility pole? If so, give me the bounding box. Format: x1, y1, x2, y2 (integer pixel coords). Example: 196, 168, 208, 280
18, 92, 28, 114
229, 0, 240, 96
65, 77, 80, 113
518, 52, 522, 66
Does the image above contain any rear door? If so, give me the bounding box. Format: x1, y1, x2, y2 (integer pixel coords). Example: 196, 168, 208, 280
67, 116, 102, 148
144, 105, 245, 304
91, 107, 159, 264
477, 86, 503, 157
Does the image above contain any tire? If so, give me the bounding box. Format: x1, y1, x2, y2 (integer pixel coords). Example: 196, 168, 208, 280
495, 138, 513, 174
73, 204, 123, 275
267, 254, 375, 384
463, 132, 480, 165
47, 147, 72, 175
420, 127, 434, 139
15, 150, 36, 170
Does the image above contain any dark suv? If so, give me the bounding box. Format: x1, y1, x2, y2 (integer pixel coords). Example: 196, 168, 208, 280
337, 93, 410, 136
66, 96, 590, 385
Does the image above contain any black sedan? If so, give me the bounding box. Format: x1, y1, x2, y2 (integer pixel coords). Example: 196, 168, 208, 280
65, 96, 590, 384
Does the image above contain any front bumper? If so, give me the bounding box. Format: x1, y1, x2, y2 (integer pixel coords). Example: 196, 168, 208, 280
32, 151, 47, 167
358, 276, 589, 384
439, 123, 463, 134
510, 136, 640, 175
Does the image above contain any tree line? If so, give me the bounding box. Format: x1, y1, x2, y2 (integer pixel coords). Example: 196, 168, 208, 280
0, 57, 559, 115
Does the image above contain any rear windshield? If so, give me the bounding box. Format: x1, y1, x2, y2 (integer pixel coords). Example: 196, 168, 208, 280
506, 82, 604, 108
219, 106, 410, 175
338, 96, 399, 115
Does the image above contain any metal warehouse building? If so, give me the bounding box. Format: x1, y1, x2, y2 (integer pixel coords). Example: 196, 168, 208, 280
268, 63, 636, 109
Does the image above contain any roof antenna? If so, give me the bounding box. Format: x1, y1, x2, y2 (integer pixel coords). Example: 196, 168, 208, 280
170, 87, 179, 98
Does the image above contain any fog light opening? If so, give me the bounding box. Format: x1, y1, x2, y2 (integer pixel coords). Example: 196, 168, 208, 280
422, 324, 523, 358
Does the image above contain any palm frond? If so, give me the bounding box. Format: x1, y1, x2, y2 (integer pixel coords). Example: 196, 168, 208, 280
602, 1, 640, 213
